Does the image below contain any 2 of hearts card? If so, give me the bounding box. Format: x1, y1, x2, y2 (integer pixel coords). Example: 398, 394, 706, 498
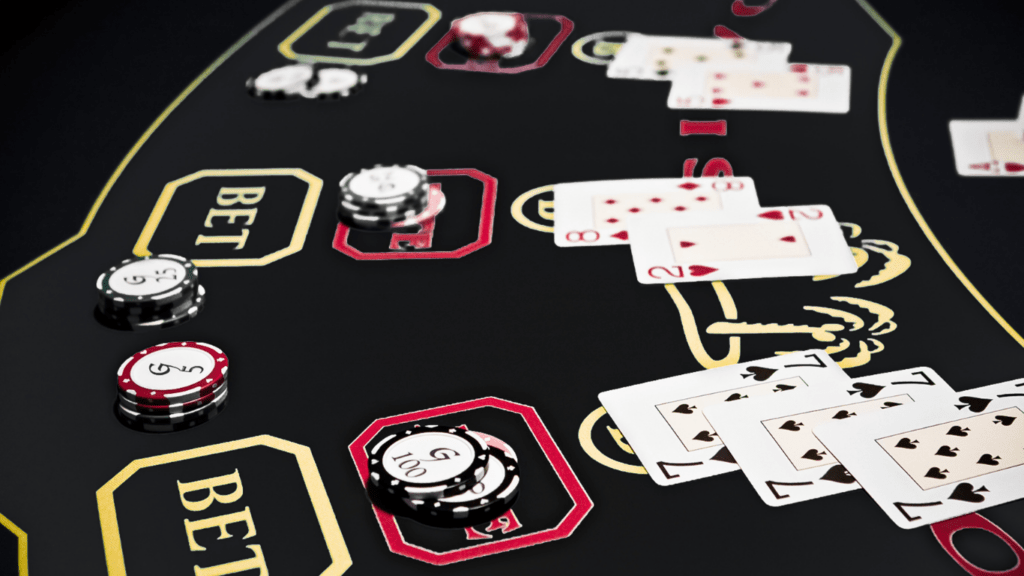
704, 367, 954, 507
667, 63, 851, 114
815, 379, 1024, 529
606, 34, 792, 81
599, 350, 849, 486
627, 204, 857, 284
552, 177, 760, 247
948, 94, 1024, 176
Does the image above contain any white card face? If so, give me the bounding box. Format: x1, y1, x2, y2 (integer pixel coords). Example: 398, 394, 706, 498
948, 95, 1024, 176
598, 350, 850, 486
607, 33, 792, 81
814, 379, 1024, 529
704, 368, 954, 507
552, 177, 760, 247
628, 205, 857, 284
667, 64, 851, 114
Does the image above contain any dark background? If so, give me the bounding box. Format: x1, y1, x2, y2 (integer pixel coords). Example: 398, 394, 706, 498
1, 1, 1024, 575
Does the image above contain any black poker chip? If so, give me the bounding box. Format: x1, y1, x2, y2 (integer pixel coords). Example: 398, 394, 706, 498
95, 293, 205, 331
400, 432, 521, 529
368, 425, 490, 500
96, 254, 199, 310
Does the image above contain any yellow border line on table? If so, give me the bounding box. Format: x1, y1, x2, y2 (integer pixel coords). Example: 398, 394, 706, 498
856, 0, 1024, 348
0, 0, 305, 307
0, 512, 27, 575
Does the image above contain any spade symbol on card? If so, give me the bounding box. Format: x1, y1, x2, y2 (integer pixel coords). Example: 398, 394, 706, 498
773, 384, 797, 392
936, 446, 959, 457
742, 367, 777, 381
849, 383, 884, 398
947, 426, 970, 437
710, 447, 736, 464
882, 402, 902, 409
693, 430, 717, 442
725, 393, 748, 402
832, 410, 856, 420
895, 438, 919, 449
994, 415, 1016, 426
925, 467, 949, 479
779, 420, 803, 432
673, 404, 696, 415
801, 449, 826, 461
977, 454, 1001, 466
956, 396, 992, 413
820, 465, 856, 484
949, 483, 988, 503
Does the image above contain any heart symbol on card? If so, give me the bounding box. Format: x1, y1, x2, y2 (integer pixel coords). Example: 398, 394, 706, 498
936, 445, 959, 457
779, 420, 803, 432
949, 483, 988, 503
758, 210, 785, 220
895, 438, 918, 449
977, 454, 1001, 466
925, 467, 949, 479
947, 426, 970, 437
742, 366, 778, 381
956, 396, 991, 413
801, 449, 826, 461
689, 265, 718, 277
693, 430, 716, 442
673, 403, 695, 415
849, 383, 884, 398
994, 415, 1016, 426
820, 465, 856, 484
611, 231, 629, 241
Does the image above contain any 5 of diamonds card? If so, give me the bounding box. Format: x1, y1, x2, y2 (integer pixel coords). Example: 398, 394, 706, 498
814, 379, 1024, 529
552, 177, 760, 247
598, 350, 849, 486
704, 367, 954, 507
627, 205, 857, 284
606, 34, 792, 81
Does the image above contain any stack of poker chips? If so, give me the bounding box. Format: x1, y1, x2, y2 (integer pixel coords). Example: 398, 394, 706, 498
336, 165, 432, 231
95, 254, 205, 330
364, 425, 522, 528
450, 12, 530, 60
115, 342, 229, 433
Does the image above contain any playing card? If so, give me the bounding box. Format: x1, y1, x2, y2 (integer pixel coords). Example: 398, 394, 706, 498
607, 33, 791, 81
704, 367, 954, 507
627, 205, 857, 284
814, 379, 1024, 529
552, 177, 760, 247
599, 350, 849, 486
667, 64, 851, 114
948, 94, 1024, 176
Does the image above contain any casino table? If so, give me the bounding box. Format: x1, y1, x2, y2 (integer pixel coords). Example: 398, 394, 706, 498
1, 0, 1023, 574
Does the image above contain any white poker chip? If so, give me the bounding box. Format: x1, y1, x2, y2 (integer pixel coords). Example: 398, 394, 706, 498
305, 67, 367, 99
249, 64, 313, 97
97, 254, 198, 308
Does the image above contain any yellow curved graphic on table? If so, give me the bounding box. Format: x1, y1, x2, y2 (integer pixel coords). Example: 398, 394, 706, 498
578, 407, 648, 475
510, 185, 555, 233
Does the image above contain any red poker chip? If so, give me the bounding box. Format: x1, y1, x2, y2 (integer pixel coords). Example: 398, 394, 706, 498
117, 341, 228, 405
